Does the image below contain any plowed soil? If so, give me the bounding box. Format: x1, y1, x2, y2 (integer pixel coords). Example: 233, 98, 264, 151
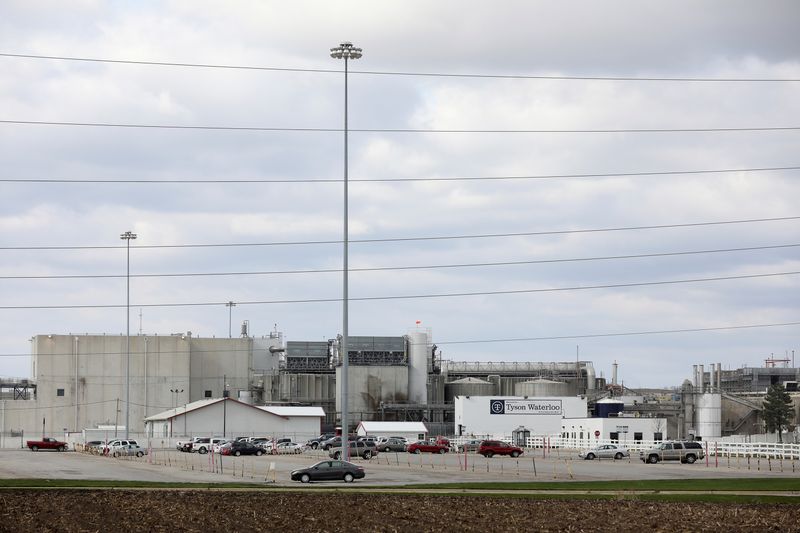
0, 490, 796, 532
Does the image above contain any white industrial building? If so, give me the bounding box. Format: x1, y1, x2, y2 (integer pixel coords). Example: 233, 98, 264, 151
561, 416, 669, 447
144, 398, 323, 440
454, 395, 588, 438
355, 421, 429, 441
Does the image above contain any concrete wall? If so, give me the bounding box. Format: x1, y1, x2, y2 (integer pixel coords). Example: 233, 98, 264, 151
12, 334, 255, 435
189, 337, 251, 402
335, 365, 409, 424
28, 334, 190, 435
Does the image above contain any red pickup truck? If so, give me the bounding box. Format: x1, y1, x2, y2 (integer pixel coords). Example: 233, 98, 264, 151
27, 437, 68, 452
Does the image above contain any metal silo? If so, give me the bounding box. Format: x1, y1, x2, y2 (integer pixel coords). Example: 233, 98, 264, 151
407, 330, 429, 404
445, 377, 496, 402
514, 379, 569, 397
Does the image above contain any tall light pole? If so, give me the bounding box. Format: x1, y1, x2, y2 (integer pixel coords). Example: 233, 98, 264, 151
170, 388, 184, 409
330, 41, 362, 461
225, 301, 236, 338
120, 231, 137, 439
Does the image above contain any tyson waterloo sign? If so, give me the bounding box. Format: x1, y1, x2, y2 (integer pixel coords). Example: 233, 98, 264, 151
489, 399, 563, 415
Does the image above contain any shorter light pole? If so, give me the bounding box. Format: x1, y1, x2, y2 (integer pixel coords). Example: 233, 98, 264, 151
225, 301, 236, 338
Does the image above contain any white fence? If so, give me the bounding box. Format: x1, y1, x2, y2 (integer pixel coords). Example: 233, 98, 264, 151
447, 434, 800, 460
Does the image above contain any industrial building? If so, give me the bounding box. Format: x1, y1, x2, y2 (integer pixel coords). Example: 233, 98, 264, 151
0, 325, 797, 444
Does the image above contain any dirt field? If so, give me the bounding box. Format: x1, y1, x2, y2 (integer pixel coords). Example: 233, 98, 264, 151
0, 490, 797, 532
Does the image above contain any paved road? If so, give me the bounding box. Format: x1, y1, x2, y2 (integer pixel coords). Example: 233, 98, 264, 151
0, 448, 796, 486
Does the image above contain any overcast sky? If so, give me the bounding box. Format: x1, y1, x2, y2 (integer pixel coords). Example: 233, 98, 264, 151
1, 1, 798, 388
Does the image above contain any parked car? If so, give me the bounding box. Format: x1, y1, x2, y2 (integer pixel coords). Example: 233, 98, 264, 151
478, 440, 523, 458
26, 437, 68, 452
212, 439, 231, 453
640, 441, 705, 464
291, 460, 365, 483
103, 439, 140, 455
320, 436, 341, 450
177, 437, 208, 453
177, 436, 203, 452
271, 442, 305, 454
579, 444, 630, 460
379, 437, 408, 453
259, 437, 293, 451
84, 440, 104, 452
306, 434, 335, 449
456, 439, 482, 453
221, 441, 264, 457
328, 440, 378, 460
407, 441, 449, 454
110, 443, 148, 458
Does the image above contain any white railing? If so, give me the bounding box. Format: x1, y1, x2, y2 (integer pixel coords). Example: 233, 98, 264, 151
448, 434, 800, 459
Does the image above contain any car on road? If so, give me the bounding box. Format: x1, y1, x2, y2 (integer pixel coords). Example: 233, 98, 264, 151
221, 441, 264, 457
406, 441, 449, 454
456, 439, 482, 453
640, 441, 705, 464
110, 444, 148, 458
328, 440, 378, 460
291, 460, 365, 483
579, 444, 630, 460
478, 440, 523, 458
379, 437, 408, 453
271, 442, 305, 454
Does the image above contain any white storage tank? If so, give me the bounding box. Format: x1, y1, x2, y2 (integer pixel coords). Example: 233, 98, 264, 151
407, 330, 429, 404
514, 379, 569, 397
696, 393, 722, 439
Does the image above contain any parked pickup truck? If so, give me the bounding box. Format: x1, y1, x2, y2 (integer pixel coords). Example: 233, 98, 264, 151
640, 441, 705, 464
27, 437, 68, 452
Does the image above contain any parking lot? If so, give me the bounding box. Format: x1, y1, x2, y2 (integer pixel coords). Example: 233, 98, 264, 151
1, 447, 797, 485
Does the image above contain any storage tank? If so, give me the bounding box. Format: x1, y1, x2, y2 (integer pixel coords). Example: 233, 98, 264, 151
695, 393, 722, 439
407, 330, 429, 404
595, 398, 624, 418
514, 379, 569, 397
445, 377, 496, 402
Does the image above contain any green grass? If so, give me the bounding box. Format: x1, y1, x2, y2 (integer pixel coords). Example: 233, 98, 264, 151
2, 478, 800, 504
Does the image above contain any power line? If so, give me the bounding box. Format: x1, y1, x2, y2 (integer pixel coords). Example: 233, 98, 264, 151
1, 243, 797, 280
0, 270, 796, 310
1, 319, 797, 358
2, 119, 799, 134
1, 216, 797, 251
2, 52, 799, 82
3, 164, 799, 184
436, 321, 800, 345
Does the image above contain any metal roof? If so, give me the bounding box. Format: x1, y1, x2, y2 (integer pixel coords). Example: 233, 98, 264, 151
257, 406, 325, 418
356, 421, 428, 433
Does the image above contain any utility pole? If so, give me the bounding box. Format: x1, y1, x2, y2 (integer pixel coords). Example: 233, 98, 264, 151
114, 398, 120, 438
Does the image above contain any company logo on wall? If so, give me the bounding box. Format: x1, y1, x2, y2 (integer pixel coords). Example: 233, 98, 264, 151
490, 400, 506, 414
489, 398, 563, 415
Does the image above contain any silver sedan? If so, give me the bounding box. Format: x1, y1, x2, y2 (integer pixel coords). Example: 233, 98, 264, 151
579, 444, 630, 460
